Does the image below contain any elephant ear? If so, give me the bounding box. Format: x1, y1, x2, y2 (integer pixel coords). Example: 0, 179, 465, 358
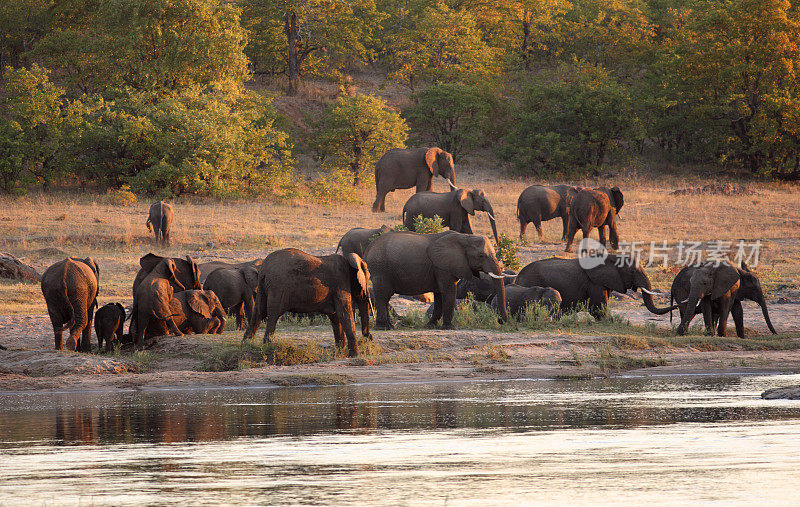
186, 255, 201, 289
584, 258, 626, 294
345, 253, 369, 294
186, 291, 212, 319
83, 257, 99, 281
428, 233, 474, 280
456, 189, 475, 215
240, 265, 259, 290
164, 259, 186, 291
424, 147, 439, 177
139, 253, 164, 274
712, 263, 740, 299
610, 186, 624, 213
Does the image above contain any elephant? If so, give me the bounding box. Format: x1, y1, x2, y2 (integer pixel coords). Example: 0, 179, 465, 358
365, 230, 510, 330
41, 257, 99, 352
130, 253, 202, 339
671, 261, 777, 337
564, 186, 624, 252
146, 201, 174, 245
243, 249, 372, 357
94, 302, 125, 352
402, 188, 499, 245
203, 264, 259, 330
372, 147, 456, 212
457, 271, 517, 302
169, 290, 226, 335
337, 225, 392, 257
133, 257, 199, 346
515, 254, 677, 319
489, 284, 562, 317
198, 258, 262, 284
516, 184, 580, 242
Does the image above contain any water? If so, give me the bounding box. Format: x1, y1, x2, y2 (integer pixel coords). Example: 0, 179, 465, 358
2, 374, 800, 505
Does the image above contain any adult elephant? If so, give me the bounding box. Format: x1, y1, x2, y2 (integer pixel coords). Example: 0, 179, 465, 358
243, 250, 371, 357
671, 261, 777, 337
489, 285, 562, 317
372, 147, 456, 212
365, 230, 509, 329
402, 189, 499, 245
198, 258, 263, 284
565, 186, 624, 252
41, 257, 99, 351
203, 264, 259, 330
169, 290, 226, 335
337, 225, 392, 257
515, 254, 676, 319
133, 257, 191, 346
146, 201, 174, 245
131, 254, 201, 345
516, 184, 579, 242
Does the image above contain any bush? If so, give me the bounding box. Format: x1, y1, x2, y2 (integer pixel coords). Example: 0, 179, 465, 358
494, 233, 520, 270
412, 214, 446, 234
106, 185, 137, 206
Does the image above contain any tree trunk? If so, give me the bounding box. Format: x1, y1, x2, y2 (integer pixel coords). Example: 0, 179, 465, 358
351, 140, 362, 187
284, 11, 299, 96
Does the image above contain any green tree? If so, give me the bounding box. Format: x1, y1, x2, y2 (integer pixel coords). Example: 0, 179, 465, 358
315, 93, 408, 186
404, 82, 499, 159
0, 0, 50, 69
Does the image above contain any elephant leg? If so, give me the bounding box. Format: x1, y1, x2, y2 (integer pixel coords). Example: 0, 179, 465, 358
701, 299, 714, 335
587, 286, 609, 320
607, 214, 619, 250
81, 315, 93, 353
439, 280, 457, 329
518, 219, 527, 242
373, 283, 394, 330
532, 216, 543, 241
49, 309, 64, 350
373, 182, 389, 212
243, 293, 254, 327
583, 226, 594, 245
427, 293, 443, 328
334, 297, 358, 357
262, 295, 283, 343
561, 215, 569, 241
356, 298, 371, 338
67, 301, 89, 352
731, 300, 745, 338
165, 317, 184, 337
598, 225, 607, 246
564, 218, 579, 252
329, 313, 345, 349
716, 297, 735, 338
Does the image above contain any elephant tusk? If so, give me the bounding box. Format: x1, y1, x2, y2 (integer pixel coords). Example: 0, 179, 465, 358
447, 180, 457, 190
486, 212, 496, 221
487, 272, 505, 279
640, 288, 659, 296
679, 298, 689, 304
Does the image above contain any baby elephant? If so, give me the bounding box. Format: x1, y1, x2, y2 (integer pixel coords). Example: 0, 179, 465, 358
490, 284, 562, 317
170, 290, 226, 335
94, 303, 126, 352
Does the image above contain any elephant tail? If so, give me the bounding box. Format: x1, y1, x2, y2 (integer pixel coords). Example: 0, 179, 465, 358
159, 202, 165, 234
670, 293, 674, 323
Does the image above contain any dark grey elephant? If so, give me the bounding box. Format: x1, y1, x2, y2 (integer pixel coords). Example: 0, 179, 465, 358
203, 264, 259, 330
489, 284, 562, 317
372, 147, 456, 212
337, 225, 392, 257
671, 261, 777, 337
146, 201, 174, 245
516, 184, 579, 242
565, 186, 624, 252
169, 290, 226, 335
365, 230, 509, 329
402, 188, 499, 245
456, 271, 517, 302
243, 249, 372, 357
198, 258, 263, 284
130, 253, 202, 340
516, 254, 676, 319
41, 257, 99, 351
94, 302, 125, 352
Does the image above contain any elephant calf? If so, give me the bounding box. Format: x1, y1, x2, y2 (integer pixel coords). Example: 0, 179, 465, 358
203, 264, 259, 330
95, 303, 126, 352
169, 290, 226, 335
337, 225, 392, 257
41, 257, 99, 352
489, 285, 562, 318
457, 271, 517, 303
146, 201, 174, 245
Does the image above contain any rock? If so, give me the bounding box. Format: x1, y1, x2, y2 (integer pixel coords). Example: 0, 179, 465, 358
0, 253, 41, 283
762, 385, 800, 400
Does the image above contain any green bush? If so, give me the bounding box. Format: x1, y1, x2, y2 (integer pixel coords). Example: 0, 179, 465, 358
412, 214, 445, 234
494, 233, 520, 270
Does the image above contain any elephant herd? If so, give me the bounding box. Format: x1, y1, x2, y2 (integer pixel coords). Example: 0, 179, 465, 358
36, 146, 777, 358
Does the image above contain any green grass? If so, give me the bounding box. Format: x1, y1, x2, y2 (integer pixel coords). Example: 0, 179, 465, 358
594, 344, 667, 371
201, 336, 331, 371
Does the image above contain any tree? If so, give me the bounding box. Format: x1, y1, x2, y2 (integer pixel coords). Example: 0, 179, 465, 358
404, 82, 499, 159
315, 93, 408, 186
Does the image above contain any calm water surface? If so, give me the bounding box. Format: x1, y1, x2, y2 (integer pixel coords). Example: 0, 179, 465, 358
2, 374, 800, 505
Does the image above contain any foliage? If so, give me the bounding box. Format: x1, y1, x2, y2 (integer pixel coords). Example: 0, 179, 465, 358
404, 82, 499, 159
314, 93, 408, 187
412, 214, 445, 234
494, 233, 520, 270
106, 185, 138, 206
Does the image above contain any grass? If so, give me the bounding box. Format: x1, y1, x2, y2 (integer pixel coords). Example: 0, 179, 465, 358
469, 343, 511, 364
594, 344, 668, 371
201, 336, 331, 371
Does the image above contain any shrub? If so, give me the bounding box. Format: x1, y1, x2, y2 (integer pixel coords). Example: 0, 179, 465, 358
106, 185, 137, 206
494, 233, 520, 270
412, 214, 445, 234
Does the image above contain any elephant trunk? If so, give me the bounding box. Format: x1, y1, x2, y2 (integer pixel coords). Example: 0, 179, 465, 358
485, 259, 509, 323
757, 295, 777, 334
486, 203, 500, 245
635, 269, 678, 315
677, 291, 702, 335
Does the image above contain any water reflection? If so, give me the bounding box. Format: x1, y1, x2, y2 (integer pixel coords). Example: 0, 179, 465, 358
1, 374, 800, 446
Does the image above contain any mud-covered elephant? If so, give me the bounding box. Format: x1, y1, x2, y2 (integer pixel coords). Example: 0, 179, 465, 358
130, 253, 202, 340
365, 230, 509, 329
133, 257, 201, 346
198, 258, 263, 284
169, 290, 226, 335
41, 257, 100, 351
516, 254, 676, 319
372, 147, 456, 212
203, 264, 259, 330
94, 302, 125, 352
337, 225, 392, 257
243, 249, 372, 357
402, 188, 499, 245
517, 184, 580, 242
565, 186, 624, 252
671, 261, 777, 337
456, 271, 517, 302
489, 284, 562, 317
146, 201, 174, 245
